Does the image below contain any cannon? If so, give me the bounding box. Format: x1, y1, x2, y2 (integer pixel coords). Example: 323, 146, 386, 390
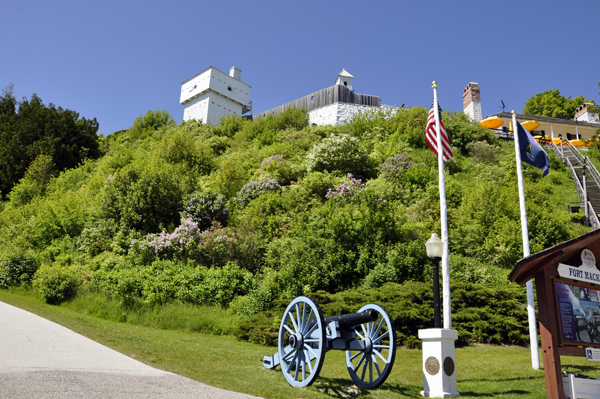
263, 296, 396, 388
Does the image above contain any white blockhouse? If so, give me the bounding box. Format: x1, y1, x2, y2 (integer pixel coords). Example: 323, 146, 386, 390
180, 66, 251, 125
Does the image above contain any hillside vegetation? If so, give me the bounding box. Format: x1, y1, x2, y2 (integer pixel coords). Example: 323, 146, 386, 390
0, 107, 589, 346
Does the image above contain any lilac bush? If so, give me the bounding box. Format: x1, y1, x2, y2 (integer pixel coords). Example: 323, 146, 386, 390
325, 173, 369, 200
131, 217, 203, 260
180, 191, 229, 231
326, 173, 386, 206
260, 154, 288, 170
379, 153, 419, 182
234, 178, 282, 208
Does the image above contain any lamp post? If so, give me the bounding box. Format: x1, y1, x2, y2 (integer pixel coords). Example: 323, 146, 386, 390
426, 233, 443, 329
419, 233, 459, 397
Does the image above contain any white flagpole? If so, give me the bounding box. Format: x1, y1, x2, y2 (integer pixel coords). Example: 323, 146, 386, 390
432, 81, 451, 329
511, 110, 540, 369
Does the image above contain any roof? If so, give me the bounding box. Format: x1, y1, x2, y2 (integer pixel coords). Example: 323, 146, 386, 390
487, 112, 600, 129
337, 69, 354, 78
508, 228, 600, 285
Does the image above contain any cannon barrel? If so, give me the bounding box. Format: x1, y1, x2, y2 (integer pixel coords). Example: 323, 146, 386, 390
324, 310, 377, 328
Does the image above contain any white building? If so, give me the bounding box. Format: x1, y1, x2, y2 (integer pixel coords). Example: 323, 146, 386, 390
180, 66, 251, 125
256, 69, 392, 126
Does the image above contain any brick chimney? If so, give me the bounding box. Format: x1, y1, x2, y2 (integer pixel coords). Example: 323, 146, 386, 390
462, 82, 482, 122
574, 103, 599, 124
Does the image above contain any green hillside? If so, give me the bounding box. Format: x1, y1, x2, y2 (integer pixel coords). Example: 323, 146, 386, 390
0, 106, 589, 346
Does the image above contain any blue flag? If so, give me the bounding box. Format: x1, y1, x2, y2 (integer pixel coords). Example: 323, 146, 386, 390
516, 121, 550, 177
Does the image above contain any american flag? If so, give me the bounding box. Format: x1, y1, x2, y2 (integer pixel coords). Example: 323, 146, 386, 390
425, 103, 453, 162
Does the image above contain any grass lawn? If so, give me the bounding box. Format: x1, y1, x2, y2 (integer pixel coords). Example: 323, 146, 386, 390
1, 289, 599, 398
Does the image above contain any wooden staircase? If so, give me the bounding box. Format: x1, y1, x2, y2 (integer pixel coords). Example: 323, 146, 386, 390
551, 141, 600, 229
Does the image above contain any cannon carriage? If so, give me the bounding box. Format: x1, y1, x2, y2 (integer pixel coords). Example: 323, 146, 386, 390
263, 296, 396, 388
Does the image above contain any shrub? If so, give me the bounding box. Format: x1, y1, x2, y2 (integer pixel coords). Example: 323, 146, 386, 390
305, 134, 372, 177
33, 264, 81, 304
130, 218, 204, 261
99, 165, 183, 232
0, 253, 39, 288
234, 178, 282, 209
379, 153, 421, 182
466, 141, 500, 164
325, 173, 370, 202
258, 154, 299, 185
130, 109, 175, 139
301, 171, 342, 199
181, 191, 229, 231
155, 130, 214, 175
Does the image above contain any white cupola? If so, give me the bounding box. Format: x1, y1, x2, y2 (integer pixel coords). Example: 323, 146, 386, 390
335, 69, 353, 91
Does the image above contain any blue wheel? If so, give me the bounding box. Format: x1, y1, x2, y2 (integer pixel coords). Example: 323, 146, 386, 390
278, 296, 326, 387
345, 304, 396, 389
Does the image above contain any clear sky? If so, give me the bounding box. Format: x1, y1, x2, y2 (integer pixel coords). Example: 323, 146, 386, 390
2, 0, 599, 135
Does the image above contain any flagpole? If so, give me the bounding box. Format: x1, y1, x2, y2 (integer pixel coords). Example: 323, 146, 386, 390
511, 110, 540, 370
432, 81, 451, 329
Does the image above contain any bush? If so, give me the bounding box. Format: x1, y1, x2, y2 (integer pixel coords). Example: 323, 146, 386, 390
0, 253, 39, 288
379, 153, 421, 182
155, 130, 214, 175
181, 191, 229, 231
130, 218, 204, 262
99, 164, 183, 232
305, 134, 372, 177
33, 264, 81, 304
130, 109, 175, 139
466, 141, 500, 164
257, 154, 299, 185
234, 179, 282, 209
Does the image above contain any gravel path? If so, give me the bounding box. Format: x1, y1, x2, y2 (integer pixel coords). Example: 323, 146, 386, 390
0, 300, 262, 398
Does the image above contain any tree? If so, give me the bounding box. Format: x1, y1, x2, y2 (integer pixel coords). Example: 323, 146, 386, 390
0, 86, 100, 198
522, 89, 593, 119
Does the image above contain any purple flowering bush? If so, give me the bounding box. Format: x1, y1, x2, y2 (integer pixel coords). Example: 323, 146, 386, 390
131, 217, 203, 261
234, 178, 282, 209
379, 153, 418, 182
180, 191, 229, 231
326, 173, 387, 207
325, 173, 369, 200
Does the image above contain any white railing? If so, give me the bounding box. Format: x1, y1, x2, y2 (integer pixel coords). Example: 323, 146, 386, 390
565, 158, 600, 230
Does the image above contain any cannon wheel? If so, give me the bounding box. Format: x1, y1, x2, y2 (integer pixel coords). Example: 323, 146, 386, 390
278, 296, 326, 388
345, 304, 396, 389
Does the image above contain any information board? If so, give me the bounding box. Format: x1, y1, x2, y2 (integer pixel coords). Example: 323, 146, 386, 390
556, 280, 600, 345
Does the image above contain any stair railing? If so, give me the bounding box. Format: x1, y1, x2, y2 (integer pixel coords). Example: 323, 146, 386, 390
588, 201, 600, 230
564, 139, 586, 164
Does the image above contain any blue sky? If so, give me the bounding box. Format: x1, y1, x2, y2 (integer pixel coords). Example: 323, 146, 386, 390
3, 0, 599, 135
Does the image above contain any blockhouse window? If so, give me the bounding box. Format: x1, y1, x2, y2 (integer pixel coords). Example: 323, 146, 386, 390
311, 96, 314, 101
228, 86, 232, 91
344, 81, 347, 86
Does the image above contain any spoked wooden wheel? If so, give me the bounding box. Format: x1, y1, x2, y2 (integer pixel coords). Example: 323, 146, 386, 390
278, 296, 326, 387
345, 304, 396, 389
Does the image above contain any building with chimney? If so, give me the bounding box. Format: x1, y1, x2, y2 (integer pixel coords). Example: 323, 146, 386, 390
463, 82, 482, 122
180, 66, 252, 125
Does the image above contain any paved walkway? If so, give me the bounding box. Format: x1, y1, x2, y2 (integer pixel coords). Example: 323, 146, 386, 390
0, 301, 261, 398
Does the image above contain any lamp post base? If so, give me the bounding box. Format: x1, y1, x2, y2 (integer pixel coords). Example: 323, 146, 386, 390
419, 328, 459, 398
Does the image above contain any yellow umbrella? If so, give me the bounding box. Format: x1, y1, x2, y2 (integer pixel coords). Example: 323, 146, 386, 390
479, 116, 504, 129
552, 137, 562, 145
570, 139, 585, 147
521, 120, 540, 132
